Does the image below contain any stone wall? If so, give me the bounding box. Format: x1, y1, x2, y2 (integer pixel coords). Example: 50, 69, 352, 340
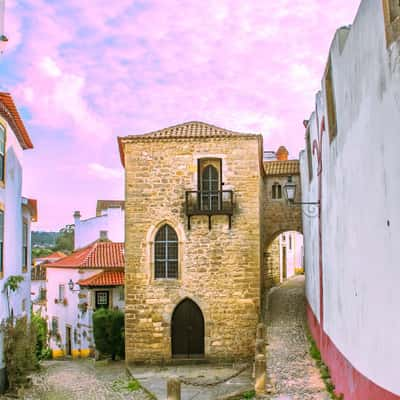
263, 237, 280, 290
263, 175, 303, 247
123, 136, 263, 362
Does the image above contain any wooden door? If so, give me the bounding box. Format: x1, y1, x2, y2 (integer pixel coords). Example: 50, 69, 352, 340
171, 299, 204, 358
65, 326, 72, 356
282, 246, 287, 280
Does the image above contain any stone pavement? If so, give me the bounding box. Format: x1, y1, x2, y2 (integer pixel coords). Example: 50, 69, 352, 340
0, 359, 151, 400
264, 275, 328, 400
127, 363, 253, 400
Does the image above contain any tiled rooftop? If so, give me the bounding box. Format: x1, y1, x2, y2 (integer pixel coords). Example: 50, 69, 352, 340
46, 242, 124, 269
78, 270, 124, 287
0, 92, 33, 149
120, 121, 259, 141
263, 160, 300, 176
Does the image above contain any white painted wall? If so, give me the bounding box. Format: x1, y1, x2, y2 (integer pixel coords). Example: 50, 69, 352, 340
47, 267, 125, 355
301, 0, 400, 394
0, 116, 32, 377
74, 207, 124, 250
278, 231, 303, 281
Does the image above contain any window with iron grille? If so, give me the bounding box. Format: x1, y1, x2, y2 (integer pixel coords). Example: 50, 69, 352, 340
0, 210, 3, 274
22, 222, 28, 271
0, 125, 5, 182
154, 224, 178, 279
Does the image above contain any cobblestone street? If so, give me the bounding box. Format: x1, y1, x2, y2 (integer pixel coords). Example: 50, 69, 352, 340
0, 360, 151, 400
265, 276, 328, 400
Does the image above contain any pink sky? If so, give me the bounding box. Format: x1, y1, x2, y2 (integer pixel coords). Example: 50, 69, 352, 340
1, 0, 360, 231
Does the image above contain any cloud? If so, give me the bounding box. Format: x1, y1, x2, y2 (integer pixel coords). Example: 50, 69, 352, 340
88, 163, 123, 180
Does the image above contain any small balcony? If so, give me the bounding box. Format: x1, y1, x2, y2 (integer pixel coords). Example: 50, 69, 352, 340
185, 190, 234, 229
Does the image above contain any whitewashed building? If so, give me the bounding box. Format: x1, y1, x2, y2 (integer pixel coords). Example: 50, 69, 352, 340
45, 241, 124, 358
73, 200, 124, 250
0, 93, 36, 393
31, 251, 66, 317
300, 1, 400, 398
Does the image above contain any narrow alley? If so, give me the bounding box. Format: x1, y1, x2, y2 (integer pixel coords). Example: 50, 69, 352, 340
265, 276, 328, 400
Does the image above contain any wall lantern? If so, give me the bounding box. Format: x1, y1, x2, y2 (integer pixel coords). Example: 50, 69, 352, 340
0, 35, 7, 54
68, 279, 80, 292
283, 179, 320, 217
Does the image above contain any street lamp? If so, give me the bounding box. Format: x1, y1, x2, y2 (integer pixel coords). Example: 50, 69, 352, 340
68, 279, 80, 292
283, 179, 320, 217
0, 35, 7, 54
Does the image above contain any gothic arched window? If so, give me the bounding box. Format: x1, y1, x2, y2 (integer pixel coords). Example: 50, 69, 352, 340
154, 224, 178, 279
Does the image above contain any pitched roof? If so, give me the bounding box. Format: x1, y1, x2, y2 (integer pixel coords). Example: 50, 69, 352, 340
0, 93, 33, 149
263, 160, 300, 176
118, 121, 261, 167
46, 242, 124, 269
78, 270, 124, 287
42, 251, 67, 259
96, 200, 125, 216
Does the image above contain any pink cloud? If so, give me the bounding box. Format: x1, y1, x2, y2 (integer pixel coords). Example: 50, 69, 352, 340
3, 0, 360, 229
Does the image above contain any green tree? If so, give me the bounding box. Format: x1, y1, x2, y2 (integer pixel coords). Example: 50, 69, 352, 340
93, 308, 125, 360
31, 312, 50, 360
54, 224, 74, 253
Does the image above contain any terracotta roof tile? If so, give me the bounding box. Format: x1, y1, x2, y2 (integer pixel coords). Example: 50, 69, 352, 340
46, 242, 124, 269
263, 160, 300, 176
118, 121, 261, 167
0, 92, 33, 149
78, 270, 124, 287
42, 251, 67, 259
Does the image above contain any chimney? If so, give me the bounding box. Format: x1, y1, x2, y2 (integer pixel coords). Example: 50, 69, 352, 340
276, 146, 289, 161
73, 211, 81, 224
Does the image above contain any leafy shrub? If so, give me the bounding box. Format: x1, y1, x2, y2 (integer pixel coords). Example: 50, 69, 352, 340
31, 312, 49, 360
93, 308, 124, 360
1, 316, 38, 391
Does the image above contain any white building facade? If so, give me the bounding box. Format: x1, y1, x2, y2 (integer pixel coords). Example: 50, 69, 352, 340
46, 242, 124, 359
0, 93, 36, 393
300, 1, 400, 398
73, 200, 124, 250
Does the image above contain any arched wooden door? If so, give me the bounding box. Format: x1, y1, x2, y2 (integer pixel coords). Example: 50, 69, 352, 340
171, 299, 204, 358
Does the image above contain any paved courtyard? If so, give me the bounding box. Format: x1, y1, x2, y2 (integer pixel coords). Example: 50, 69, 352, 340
265, 275, 328, 400
0, 360, 151, 400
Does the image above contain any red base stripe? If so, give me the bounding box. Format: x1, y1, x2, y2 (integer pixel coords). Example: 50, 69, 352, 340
306, 303, 400, 400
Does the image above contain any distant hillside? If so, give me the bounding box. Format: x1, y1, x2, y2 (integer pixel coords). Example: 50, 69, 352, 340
31, 231, 59, 248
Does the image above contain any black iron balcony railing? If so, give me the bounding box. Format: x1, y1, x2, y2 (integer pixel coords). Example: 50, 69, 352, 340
185, 190, 234, 229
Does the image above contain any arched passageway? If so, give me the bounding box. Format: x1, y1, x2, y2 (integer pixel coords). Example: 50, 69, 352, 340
171, 298, 205, 358
264, 230, 304, 291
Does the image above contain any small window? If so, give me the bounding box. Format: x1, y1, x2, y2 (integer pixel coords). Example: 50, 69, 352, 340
119, 286, 124, 301
272, 183, 282, 199
51, 317, 59, 335
154, 224, 178, 279
22, 299, 26, 312
325, 57, 337, 142
39, 287, 46, 301
306, 128, 313, 182
0, 210, 4, 274
58, 284, 65, 302
289, 235, 292, 250
99, 230, 108, 240
22, 222, 28, 271
95, 291, 109, 308
384, 0, 400, 45
0, 125, 5, 182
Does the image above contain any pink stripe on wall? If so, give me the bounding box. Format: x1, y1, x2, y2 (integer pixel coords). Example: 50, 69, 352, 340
306, 303, 400, 400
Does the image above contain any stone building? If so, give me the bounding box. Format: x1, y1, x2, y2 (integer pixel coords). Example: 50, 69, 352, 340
118, 121, 301, 363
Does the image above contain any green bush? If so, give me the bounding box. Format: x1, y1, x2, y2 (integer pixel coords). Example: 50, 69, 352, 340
31, 312, 49, 360
93, 308, 124, 360
1, 316, 38, 391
